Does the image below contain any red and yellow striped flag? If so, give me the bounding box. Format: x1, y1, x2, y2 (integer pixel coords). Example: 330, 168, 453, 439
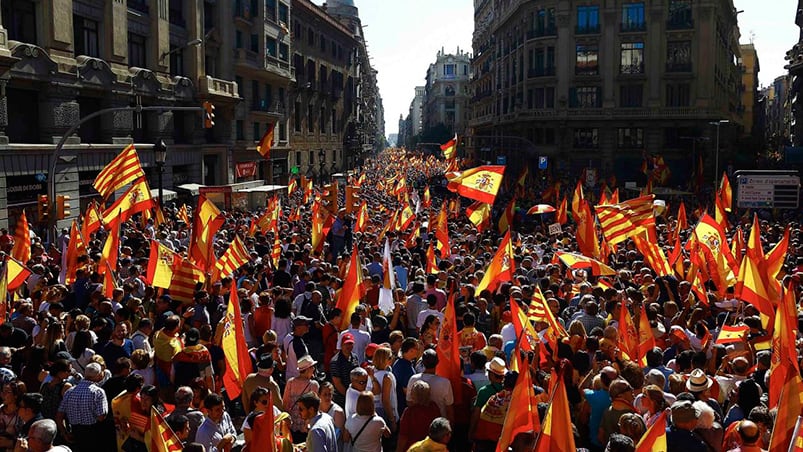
5, 257, 31, 292
169, 258, 206, 305
271, 235, 282, 268
213, 236, 250, 283
637, 303, 654, 366
440, 134, 457, 159
63, 220, 86, 286
287, 178, 298, 196
81, 201, 101, 241
434, 204, 450, 258
496, 355, 541, 452
93, 144, 146, 199
189, 194, 224, 272
466, 201, 491, 232
498, 197, 516, 233
425, 241, 438, 274
595, 204, 636, 246
715, 325, 749, 344
10, 210, 30, 264
98, 217, 120, 276
146, 407, 183, 452
556, 196, 568, 225
535, 368, 576, 452
177, 204, 191, 225
719, 172, 732, 212
446, 165, 505, 204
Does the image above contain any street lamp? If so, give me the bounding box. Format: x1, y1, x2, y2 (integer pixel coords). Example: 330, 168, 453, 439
709, 120, 730, 192
159, 38, 203, 64
153, 139, 167, 207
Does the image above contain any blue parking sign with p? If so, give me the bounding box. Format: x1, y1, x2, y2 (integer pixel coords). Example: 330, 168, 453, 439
538, 156, 548, 169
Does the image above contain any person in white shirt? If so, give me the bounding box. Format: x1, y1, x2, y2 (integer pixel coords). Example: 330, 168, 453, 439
337, 312, 372, 363
406, 350, 454, 422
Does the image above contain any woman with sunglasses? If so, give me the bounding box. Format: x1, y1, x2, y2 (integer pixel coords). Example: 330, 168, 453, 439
242, 387, 292, 452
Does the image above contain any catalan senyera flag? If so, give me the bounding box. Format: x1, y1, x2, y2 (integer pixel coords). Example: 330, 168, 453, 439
555, 251, 616, 276
535, 368, 576, 452
145, 241, 178, 289
496, 356, 541, 452
169, 258, 205, 305
256, 123, 275, 159
93, 144, 146, 199
476, 230, 514, 294
466, 201, 491, 232
715, 325, 749, 344
177, 204, 191, 225
436, 293, 462, 401
222, 281, 252, 399
271, 235, 282, 269
498, 197, 516, 233
101, 178, 157, 226
719, 172, 732, 212
213, 236, 251, 283
446, 165, 505, 204
146, 407, 183, 452
635, 410, 667, 452
556, 196, 568, 225
10, 210, 30, 264
5, 257, 31, 292
632, 234, 673, 277
440, 134, 457, 159
595, 204, 637, 246
335, 245, 364, 330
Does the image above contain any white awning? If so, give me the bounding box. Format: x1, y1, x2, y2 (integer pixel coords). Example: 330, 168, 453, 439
176, 183, 204, 196
149, 188, 178, 201
236, 184, 287, 193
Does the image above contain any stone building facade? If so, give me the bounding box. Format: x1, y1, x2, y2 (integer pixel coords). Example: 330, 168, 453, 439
0, 0, 239, 232
468, 0, 748, 183
425, 48, 472, 136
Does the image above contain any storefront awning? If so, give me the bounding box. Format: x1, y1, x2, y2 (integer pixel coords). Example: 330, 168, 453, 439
149, 188, 177, 201
176, 183, 204, 196
236, 184, 287, 193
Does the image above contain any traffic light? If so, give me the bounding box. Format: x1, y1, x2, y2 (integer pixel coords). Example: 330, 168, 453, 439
345, 185, 360, 213
56, 195, 71, 220
322, 183, 338, 213
37, 195, 49, 223
202, 101, 215, 128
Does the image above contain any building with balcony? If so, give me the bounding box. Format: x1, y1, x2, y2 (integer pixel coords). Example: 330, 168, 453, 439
468, 0, 748, 184
787, 2, 803, 148
424, 48, 472, 136
0, 0, 239, 231
410, 86, 426, 138
229, 0, 295, 185
762, 75, 791, 151
739, 43, 759, 138
289, 0, 361, 179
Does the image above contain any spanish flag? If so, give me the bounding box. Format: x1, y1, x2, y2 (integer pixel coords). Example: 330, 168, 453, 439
426, 242, 438, 275
422, 185, 431, 208
466, 201, 491, 232
81, 201, 102, 240
5, 257, 31, 292
434, 204, 450, 258
63, 220, 86, 286
440, 134, 457, 159
555, 251, 616, 276
715, 325, 749, 344
98, 216, 120, 276
555, 196, 568, 225
287, 178, 298, 196
436, 294, 462, 401
635, 410, 667, 452
734, 215, 772, 317
256, 123, 275, 159
768, 282, 801, 411
476, 230, 514, 294
222, 282, 252, 399
335, 245, 364, 330
146, 241, 178, 289
189, 194, 224, 272
446, 165, 505, 204
498, 197, 516, 233
11, 210, 30, 264
719, 172, 732, 212
618, 303, 639, 362
535, 368, 575, 452
496, 355, 541, 452
637, 303, 654, 366
101, 178, 156, 226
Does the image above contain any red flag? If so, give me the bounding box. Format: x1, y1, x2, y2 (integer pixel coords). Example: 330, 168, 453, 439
221, 282, 252, 399
496, 357, 541, 452
436, 293, 462, 401
10, 210, 30, 264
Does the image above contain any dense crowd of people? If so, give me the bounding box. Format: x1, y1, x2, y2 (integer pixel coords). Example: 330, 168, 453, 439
0, 147, 800, 452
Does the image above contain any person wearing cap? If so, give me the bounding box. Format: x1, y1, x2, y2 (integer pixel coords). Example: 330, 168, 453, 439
667, 400, 708, 452
172, 328, 214, 391
243, 355, 283, 413
337, 313, 372, 363
469, 356, 506, 441
282, 316, 311, 380
56, 362, 114, 450
283, 355, 320, 444
408, 349, 454, 423
330, 332, 360, 409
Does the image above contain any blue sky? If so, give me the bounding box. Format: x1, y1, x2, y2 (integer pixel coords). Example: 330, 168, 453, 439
316, 1, 799, 136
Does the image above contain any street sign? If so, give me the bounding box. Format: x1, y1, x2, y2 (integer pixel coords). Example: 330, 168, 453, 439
496, 155, 507, 165
736, 174, 799, 209
538, 156, 548, 169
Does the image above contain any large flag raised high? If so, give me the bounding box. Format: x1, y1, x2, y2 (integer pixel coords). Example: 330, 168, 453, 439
10, 209, 30, 264
221, 282, 252, 399
101, 178, 157, 226
440, 134, 457, 159
476, 230, 514, 293
256, 122, 275, 159
446, 165, 505, 204
146, 241, 179, 289
93, 144, 146, 199
335, 244, 364, 329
